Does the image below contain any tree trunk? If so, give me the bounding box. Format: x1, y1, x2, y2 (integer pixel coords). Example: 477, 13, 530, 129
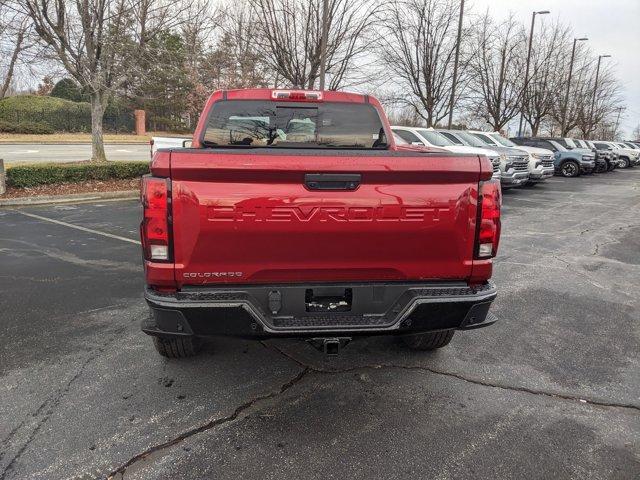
531, 123, 539, 137
90, 92, 107, 162
0, 29, 25, 98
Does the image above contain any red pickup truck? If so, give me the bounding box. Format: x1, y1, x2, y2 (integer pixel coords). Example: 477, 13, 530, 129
140, 88, 501, 357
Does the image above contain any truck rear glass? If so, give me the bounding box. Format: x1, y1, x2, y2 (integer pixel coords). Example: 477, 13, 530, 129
202, 100, 388, 149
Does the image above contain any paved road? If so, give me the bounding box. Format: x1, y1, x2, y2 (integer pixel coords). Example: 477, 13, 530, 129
0, 171, 639, 479
0, 143, 149, 164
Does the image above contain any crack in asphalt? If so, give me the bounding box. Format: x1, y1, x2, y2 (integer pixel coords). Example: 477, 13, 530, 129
262, 342, 640, 413
106, 335, 639, 478
105, 367, 310, 480
548, 253, 639, 303
592, 239, 617, 256
0, 327, 126, 480
589, 223, 640, 257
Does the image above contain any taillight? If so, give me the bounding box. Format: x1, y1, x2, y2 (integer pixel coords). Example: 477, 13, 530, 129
271, 90, 323, 101
475, 180, 501, 259
141, 176, 171, 261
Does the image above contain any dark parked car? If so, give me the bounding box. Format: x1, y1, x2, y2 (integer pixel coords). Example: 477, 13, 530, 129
581, 140, 617, 171
572, 139, 610, 172
510, 137, 596, 177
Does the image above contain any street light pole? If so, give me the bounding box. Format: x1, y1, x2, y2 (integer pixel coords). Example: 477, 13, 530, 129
517, 10, 549, 137
613, 106, 623, 138
588, 54, 611, 139
561, 37, 588, 135
318, 0, 329, 90
447, 0, 465, 129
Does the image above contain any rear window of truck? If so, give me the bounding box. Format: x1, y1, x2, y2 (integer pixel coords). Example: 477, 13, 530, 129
202, 100, 388, 149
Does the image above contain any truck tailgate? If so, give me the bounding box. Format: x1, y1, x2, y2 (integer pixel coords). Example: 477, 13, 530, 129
170, 150, 481, 287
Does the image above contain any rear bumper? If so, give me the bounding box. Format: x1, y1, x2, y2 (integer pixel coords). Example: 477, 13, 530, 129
143, 281, 498, 338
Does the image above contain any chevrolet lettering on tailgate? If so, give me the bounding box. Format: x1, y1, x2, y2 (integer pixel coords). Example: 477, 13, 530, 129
207, 205, 450, 222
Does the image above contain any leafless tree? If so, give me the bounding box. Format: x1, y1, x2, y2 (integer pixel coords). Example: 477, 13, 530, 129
19, 0, 198, 161
248, 0, 378, 90
545, 40, 592, 136
574, 63, 624, 138
384, 104, 423, 127
181, 1, 220, 71
215, 4, 269, 89
375, 0, 469, 127
0, 2, 34, 98
591, 106, 625, 140
520, 21, 569, 136
468, 13, 526, 131
182, 3, 270, 121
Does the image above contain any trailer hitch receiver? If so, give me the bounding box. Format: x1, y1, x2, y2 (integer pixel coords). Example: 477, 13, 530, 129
307, 337, 352, 356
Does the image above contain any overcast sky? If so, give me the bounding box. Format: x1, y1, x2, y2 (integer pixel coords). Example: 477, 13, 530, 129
473, 0, 640, 138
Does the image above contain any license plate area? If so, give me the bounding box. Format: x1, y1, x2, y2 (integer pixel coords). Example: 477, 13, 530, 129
305, 288, 352, 312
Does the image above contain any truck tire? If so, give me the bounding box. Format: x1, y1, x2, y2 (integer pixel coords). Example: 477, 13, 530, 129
618, 157, 630, 168
401, 330, 454, 350
152, 336, 201, 358
560, 160, 580, 177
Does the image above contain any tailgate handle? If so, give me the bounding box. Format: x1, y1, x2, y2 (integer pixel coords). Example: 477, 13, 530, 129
305, 173, 361, 190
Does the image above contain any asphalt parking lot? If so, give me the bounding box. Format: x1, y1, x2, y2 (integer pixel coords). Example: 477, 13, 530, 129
1, 171, 639, 479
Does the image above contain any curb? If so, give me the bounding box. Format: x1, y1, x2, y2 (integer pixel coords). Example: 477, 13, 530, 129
0, 190, 138, 207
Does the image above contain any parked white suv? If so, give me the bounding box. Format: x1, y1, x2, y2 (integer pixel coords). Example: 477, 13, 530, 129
592, 141, 640, 168
470, 131, 555, 184
392, 126, 501, 180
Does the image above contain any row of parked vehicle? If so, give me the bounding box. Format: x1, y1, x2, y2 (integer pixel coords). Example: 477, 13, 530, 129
391, 126, 640, 189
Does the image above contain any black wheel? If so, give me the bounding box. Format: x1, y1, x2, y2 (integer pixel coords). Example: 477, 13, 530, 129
152, 336, 201, 358
401, 330, 455, 351
618, 157, 630, 168
560, 160, 580, 177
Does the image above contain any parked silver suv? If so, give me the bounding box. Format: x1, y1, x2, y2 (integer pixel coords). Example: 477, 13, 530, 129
473, 131, 555, 184
437, 129, 530, 188
392, 126, 501, 181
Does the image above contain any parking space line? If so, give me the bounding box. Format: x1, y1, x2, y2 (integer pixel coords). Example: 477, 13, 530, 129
11, 209, 140, 245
